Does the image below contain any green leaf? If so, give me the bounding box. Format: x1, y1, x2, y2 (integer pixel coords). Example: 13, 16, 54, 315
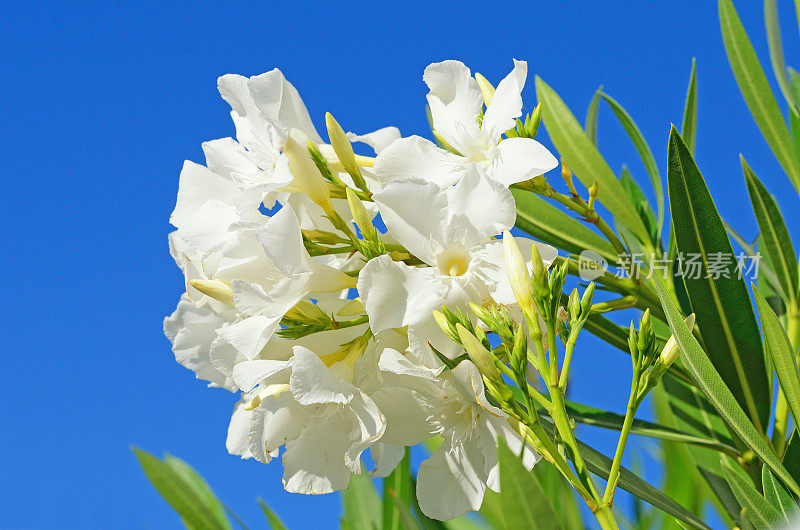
162, 455, 231, 530
784, 431, 800, 484
721, 457, 781, 529
667, 126, 770, 431
719, 0, 800, 192
496, 440, 564, 529
754, 288, 800, 433
560, 399, 738, 454
765, 0, 800, 117
682, 58, 698, 156
652, 274, 800, 497
383, 449, 413, 530
342, 470, 381, 530
535, 77, 651, 243
257, 499, 288, 530
512, 188, 618, 264
620, 166, 658, 244
761, 466, 797, 523
600, 92, 664, 233
585, 86, 603, 146
132, 447, 230, 530
531, 462, 584, 528
743, 157, 799, 305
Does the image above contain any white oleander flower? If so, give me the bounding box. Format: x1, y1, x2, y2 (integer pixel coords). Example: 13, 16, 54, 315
376, 349, 540, 520
374, 60, 557, 188
357, 165, 555, 365
213, 205, 356, 361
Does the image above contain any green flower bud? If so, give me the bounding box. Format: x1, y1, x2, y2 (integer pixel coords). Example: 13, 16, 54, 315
456, 324, 502, 382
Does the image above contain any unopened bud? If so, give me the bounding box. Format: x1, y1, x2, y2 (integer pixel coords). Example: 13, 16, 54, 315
660, 314, 696, 367
190, 279, 234, 307
580, 282, 596, 314
433, 310, 459, 343
325, 113, 363, 183
345, 188, 375, 239
529, 103, 542, 137
456, 323, 501, 381
284, 136, 333, 212
637, 309, 652, 354
588, 181, 600, 211
337, 298, 365, 317
475, 73, 495, 105
530, 242, 547, 288
502, 231, 534, 314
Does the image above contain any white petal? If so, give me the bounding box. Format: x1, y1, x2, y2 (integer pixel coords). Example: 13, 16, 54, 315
416, 437, 486, 520
216, 314, 279, 360
372, 178, 449, 264
470, 238, 557, 306
232, 359, 290, 392
256, 206, 309, 276
248, 393, 305, 463
446, 165, 516, 243
201, 137, 261, 184
373, 135, 465, 187
248, 69, 323, 143
163, 298, 236, 390
482, 60, 527, 142
450, 361, 506, 418
370, 444, 405, 478
227, 399, 254, 458
344, 391, 386, 472
171, 161, 238, 229
489, 137, 558, 186
347, 126, 401, 154
289, 346, 355, 405
282, 415, 353, 494
424, 61, 484, 150
358, 256, 448, 332
371, 387, 437, 446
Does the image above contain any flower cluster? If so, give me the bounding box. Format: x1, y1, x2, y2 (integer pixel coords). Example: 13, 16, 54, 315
164, 60, 559, 519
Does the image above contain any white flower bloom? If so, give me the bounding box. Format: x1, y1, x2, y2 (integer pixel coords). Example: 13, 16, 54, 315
230, 346, 386, 494
212, 205, 356, 361
374, 60, 557, 187
164, 295, 238, 390
358, 166, 555, 365
376, 350, 540, 520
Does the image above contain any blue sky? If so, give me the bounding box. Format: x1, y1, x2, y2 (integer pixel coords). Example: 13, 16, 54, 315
2, 1, 799, 528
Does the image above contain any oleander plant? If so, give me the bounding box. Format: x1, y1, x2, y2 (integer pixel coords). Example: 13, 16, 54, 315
136, 1, 800, 528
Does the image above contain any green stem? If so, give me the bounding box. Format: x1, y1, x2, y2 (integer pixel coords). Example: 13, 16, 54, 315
558, 331, 579, 390
593, 504, 620, 530
603, 372, 640, 503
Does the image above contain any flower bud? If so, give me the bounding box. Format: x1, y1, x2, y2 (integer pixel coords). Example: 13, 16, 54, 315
284, 136, 334, 213
502, 231, 534, 315
345, 187, 375, 240
637, 308, 652, 354
189, 279, 234, 307
529, 102, 542, 137
456, 323, 501, 381
433, 310, 459, 343
568, 288, 580, 321
660, 313, 696, 367
511, 324, 528, 379
530, 242, 547, 288
588, 181, 600, 211
325, 113, 363, 183
580, 282, 596, 315
474, 72, 495, 106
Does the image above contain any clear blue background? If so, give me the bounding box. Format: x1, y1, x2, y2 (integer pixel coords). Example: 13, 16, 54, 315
2, 1, 799, 528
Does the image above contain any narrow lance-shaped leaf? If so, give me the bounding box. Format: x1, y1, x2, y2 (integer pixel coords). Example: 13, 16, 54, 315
761, 466, 796, 524
132, 448, 230, 530
163, 455, 231, 530
585, 86, 603, 146
718, 0, 800, 192
535, 77, 651, 243
512, 189, 619, 264
258, 499, 288, 530
496, 440, 564, 529
742, 156, 799, 306
765, 0, 800, 117
754, 288, 800, 434
667, 126, 770, 430
652, 274, 800, 497
600, 92, 664, 233
682, 58, 698, 156
342, 470, 381, 530
721, 457, 781, 529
